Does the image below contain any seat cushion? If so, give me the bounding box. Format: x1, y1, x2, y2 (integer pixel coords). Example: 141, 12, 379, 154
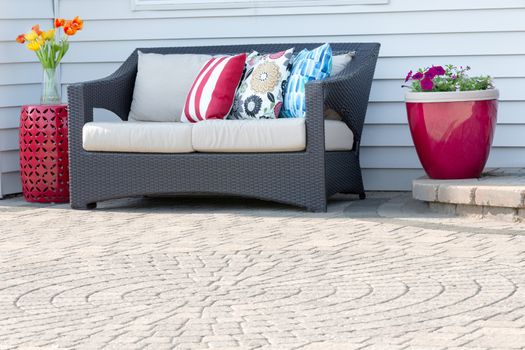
192, 118, 305, 152
192, 118, 353, 153
325, 119, 354, 151
128, 52, 212, 122
331, 52, 354, 75
83, 122, 194, 153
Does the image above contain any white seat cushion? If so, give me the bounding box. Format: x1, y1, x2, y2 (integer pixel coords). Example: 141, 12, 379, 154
331, 52, 354, 75
83, 122, 194, 153
192, 118, 353, 153
192, 118, 305, 152
325, 119, 354, 151
83, 119, 353, 154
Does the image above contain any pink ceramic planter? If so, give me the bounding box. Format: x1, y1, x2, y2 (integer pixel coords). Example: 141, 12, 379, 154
405, 89, 499, 179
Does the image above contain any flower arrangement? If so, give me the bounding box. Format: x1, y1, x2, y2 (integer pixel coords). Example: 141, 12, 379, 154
404, 65, 493, 92
16, 17, 83, 69
15, 17, 83, 104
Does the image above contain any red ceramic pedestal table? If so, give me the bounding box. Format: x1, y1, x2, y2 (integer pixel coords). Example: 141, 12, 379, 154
19, 104, 69, 203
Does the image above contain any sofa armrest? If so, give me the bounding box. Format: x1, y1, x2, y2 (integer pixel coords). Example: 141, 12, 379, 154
304, 45, 379, 154
304, 81, 327, 154
67, 55, 137, 155
316, 44, 380, 153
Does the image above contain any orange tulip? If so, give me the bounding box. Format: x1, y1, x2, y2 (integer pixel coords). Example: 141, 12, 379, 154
31, 24, 43, 36
71, 16, 83, 31
16, 34, 25, 44
54, 18, 66, 28
63, 21, 77, 36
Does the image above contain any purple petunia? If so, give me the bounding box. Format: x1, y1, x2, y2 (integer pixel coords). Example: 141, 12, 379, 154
412, 72, 423, 80
425, 66, 446, 80
425, 69, 436, 79
420, 77, 434, 90
433, 66, 446, 76
405, 70, 413, 82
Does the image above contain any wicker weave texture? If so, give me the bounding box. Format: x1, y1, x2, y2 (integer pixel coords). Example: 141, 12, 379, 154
68, 43, 380, 212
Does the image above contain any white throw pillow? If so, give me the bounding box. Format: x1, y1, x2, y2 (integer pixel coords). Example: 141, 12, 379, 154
128, 51, 212, 122
331, 52, 355, 76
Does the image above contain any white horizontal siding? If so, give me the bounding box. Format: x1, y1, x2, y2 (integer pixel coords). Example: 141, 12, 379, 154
363, 169, 425, 191
1, 0, 525, 197
0, 1, 54, 197
0, 107, 21, 129
5, 32, 525, 64
0, 63, 43, 85
42, 9, 525, 42
58, 0, 525, 19
0, 129, 19, 152
0, 150, 19, 173
0, 0, 53, 19
0, 172, 21, 197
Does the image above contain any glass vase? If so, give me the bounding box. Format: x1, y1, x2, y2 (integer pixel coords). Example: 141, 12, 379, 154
41, 67, 61, 105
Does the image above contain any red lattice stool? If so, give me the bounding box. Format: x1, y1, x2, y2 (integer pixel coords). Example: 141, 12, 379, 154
19, 105, 69, 203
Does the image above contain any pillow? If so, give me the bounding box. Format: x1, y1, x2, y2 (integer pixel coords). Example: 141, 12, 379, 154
181, 53, 246, 123
128, 52, 212, 122
282, 43, 333, 118
331, 51, 355, 75
229, 48, 294, 120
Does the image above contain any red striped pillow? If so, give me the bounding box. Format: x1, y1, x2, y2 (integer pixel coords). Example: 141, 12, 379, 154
181, 53, 246, 123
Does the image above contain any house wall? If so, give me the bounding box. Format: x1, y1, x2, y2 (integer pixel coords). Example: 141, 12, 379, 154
0, 0, 55, 197
1, 0, 524, 197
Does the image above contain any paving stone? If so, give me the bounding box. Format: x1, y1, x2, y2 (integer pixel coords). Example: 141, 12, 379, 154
475, 186, 525, 208
482, 206, 519, 222
413, 171, 525, 222
518, 208, 525, 221
0, 192, 524, 350
412, 180, 439, 201
456, 204, 484, 218
467, 334, 525, 348
429, 202, 457, 215
438, 185, 476, 205
302, 342, 375, 349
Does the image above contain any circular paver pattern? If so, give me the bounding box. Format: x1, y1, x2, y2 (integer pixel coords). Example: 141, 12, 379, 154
0, 193, 524, 350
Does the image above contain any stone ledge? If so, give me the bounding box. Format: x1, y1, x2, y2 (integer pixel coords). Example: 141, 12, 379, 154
413, 168, 525, 209
429, 202, 522, 222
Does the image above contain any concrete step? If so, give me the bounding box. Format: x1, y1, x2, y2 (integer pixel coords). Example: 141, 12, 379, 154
412, 168, 525, 222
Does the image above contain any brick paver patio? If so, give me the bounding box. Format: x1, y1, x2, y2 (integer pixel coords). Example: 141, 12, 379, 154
0, 192, 524, 350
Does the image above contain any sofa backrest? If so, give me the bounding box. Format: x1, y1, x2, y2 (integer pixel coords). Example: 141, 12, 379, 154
121, 42, 380, 80
113, 42, 380, 135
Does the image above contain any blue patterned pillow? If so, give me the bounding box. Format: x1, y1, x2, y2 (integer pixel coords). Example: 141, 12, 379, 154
281, 43, 333, 118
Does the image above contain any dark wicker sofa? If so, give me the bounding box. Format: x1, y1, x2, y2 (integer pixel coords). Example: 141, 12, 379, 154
67, 42, 380, 212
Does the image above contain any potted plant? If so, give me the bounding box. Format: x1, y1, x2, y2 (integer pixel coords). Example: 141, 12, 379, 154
16, 17, 83, 104
404, 65, 498, 179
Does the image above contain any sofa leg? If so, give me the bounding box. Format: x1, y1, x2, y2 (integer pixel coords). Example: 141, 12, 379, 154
359, 193, 366, 200
71, 202, 97, 210
307, 201, 327, 213
307, 206, 326, 213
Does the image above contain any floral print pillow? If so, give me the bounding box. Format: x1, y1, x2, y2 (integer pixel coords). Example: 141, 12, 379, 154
229, 48, 294, 120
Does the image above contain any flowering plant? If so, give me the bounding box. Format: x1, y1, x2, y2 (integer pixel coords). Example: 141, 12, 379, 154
404, 65, 493, 92
15, 17, 83, 69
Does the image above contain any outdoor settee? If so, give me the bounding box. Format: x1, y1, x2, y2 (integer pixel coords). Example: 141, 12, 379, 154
68, 43, 380, 212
